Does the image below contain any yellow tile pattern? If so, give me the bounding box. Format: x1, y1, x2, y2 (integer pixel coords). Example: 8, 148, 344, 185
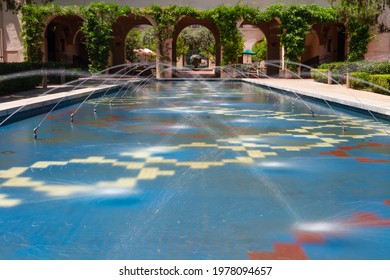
0, 167, 28, 178
0, 194, 21, 207
1, 110, 389, 207
31, 161, 68, 168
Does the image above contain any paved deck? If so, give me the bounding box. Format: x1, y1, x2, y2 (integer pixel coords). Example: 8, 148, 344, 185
244, 78, 390, 118
0, 82, 126, 122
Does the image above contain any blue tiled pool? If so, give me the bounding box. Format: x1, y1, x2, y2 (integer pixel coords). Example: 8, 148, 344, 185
0, 81, 389, 259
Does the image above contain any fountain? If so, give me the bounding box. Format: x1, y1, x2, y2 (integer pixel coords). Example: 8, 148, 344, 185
0, 63, 389, 260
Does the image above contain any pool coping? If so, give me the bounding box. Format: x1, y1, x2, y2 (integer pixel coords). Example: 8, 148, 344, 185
0, 83, 123, 125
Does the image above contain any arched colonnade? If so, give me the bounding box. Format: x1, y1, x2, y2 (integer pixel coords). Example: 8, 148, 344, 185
43, 12, 342, 78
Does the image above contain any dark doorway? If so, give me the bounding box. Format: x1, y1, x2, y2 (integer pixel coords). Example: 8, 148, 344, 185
337, 25, 346, 61
47, 23, 56, 62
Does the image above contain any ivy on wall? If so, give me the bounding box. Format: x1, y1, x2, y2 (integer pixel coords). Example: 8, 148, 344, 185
21, 4, 58, 63
21, 4, 82, 63
266, 4, 336, 70
80, 3, 131, 73
201, 5, 244, 65
330, 0, 389, 61
142, 5, 198, 62
21, 2, 380, 73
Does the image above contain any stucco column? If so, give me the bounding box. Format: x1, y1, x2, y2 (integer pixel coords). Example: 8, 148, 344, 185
266, 35, 281, 77
156, 38, 173, 78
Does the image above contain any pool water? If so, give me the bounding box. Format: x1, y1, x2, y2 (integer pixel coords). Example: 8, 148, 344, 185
0, 80, 389, 260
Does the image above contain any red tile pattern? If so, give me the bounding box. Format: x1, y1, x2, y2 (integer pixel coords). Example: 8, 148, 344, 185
249, 210, 390, 260
248, 243, 308, 260
319, 142, 390, 163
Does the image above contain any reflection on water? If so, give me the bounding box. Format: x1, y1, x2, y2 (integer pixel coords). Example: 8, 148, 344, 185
0, 81, 389, 260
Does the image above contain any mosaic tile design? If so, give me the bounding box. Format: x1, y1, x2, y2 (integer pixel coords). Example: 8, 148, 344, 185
0, 81, 389, 259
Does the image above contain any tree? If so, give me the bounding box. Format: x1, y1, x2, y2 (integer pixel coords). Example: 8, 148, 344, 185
125, 28, 143, 62
176, 27, 215, 64
1, 0, 53, 11
252, 37, 267, 62
141, 26, 157, 52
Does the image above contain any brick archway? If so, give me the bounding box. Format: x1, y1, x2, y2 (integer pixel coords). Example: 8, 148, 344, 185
45, 15, 85, 67
172, 16, 222, 78
241, 19, 283, 77
111, 14, 154, 67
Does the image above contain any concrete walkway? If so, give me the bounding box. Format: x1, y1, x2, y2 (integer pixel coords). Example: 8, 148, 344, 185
244, 78, 390, 118
0, 80, 127, 122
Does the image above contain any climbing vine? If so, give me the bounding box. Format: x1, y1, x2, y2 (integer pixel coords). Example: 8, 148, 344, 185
202, 5, 246, 65
266, 4, 336, 70
80, 3, 132, 73
330, 0, 389, 61
22, 2, 382, 74
142, 5, 198, 62
20, 4, 80, 63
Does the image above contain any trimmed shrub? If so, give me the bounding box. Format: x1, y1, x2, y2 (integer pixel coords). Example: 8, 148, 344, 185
0, 62, 82, 95
310, 68, 328, 83
369, 74, 390, 95
349, 72, 371, 90
318, 61, 390, 75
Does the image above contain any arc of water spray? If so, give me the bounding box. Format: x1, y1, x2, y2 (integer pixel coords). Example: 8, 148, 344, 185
280, 60, 390, 136
98, 64, 158, 109
248, 60, 346, 130
30, 64, 134, 139
263, 61, 316, 118
70, 63, 140, 118
0, 69, 89, 127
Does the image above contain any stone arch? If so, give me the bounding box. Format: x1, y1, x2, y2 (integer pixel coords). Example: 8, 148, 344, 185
44, 15, 84, 65
172, 16, 221, 78
111, 14, 154, 67
306, 23, 343, 67
241, 18, 282, 77
301, 28, 321, 72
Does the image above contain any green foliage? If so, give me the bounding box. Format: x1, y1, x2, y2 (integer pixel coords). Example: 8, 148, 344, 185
141, 26, 157, 52
369, 74, 390, 95
0, 62, 80, 95
348, 22, 373, 61
1, 0, 53, 11
21, 3, 61, 63
125, 28, 143, 62
80, 2, 128, 73
348, 71, 390, 95
310, 68, 329, 83
20, 2, 360, 75
177, 27, 216, 63
252, 38, 267, 62
202, 5, 245, 65
266, 4, 336, 69
176, 33, 189, 63
143, 5, 199, 62
0, 62, 41, 94
330, 0, 388, 61
349, 71, 371, 89
318, 61, 390, 74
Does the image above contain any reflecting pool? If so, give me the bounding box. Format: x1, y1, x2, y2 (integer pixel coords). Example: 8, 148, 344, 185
0, 81, 389, 259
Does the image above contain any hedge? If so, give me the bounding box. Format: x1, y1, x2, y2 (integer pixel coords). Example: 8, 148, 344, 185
349, 72, 371, 90
310, 68, 328, 83
0, 62, 82, 95
318, 61, 390, 75
369, 74, 390, 95
348, 72, 390, 95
